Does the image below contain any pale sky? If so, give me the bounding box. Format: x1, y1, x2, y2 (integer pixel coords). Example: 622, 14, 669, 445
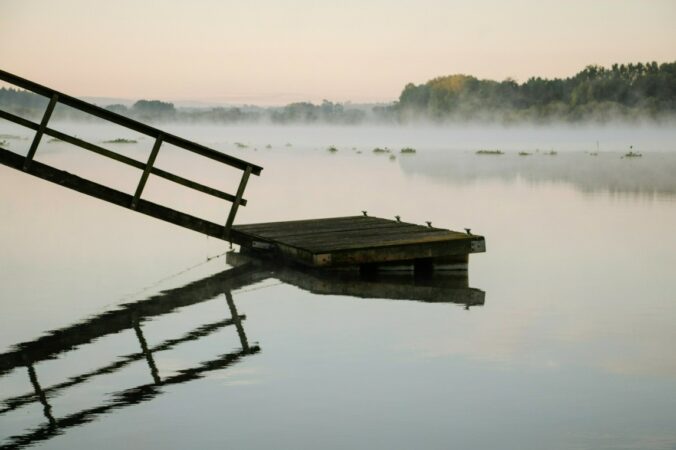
1, 0, 675, 105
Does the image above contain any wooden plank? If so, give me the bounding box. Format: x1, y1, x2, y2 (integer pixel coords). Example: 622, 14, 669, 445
131, 136, 163, 209
234, 215, 379, 233
0, 148, 250, 245
310, 238, 478, 267
0, 69, 263, 175
310, 232, 478, 253
275, 225, 450, 249
44, 127, 246, 205
0, 109, 247, 205
238, 219, 429, 240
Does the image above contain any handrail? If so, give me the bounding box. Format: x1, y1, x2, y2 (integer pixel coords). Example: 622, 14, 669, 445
0, 69, 263, 238
0, 69, 262, 174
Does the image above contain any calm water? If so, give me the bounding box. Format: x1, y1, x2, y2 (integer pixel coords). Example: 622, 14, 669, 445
1, 123, 676, 450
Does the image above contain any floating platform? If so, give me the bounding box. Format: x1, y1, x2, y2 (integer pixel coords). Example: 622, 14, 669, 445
233, 215, 485, 271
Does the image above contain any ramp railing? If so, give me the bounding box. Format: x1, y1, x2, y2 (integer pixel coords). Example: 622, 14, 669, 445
0, 69, 262, 242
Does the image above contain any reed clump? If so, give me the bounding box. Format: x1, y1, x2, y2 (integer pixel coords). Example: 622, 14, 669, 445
103, 138, 137, 144
476, 149, 504, 155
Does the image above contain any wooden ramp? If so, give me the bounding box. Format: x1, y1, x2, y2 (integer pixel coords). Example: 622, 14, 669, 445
0, 69, 486, 271
0, 69, 261, 242
233, 216, 485, 269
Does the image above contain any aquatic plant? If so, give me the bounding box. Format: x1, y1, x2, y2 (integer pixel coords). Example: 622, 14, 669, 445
47, 137, 62, 143
389, 154, 396, 161
0, 134, 21, 140
234, 142, 248, 148
373, 147, 391, 154
624, 145, 642, 158
0, 139, 8, 147
327, 146, 338, 153
544, 150, 558, 156
518, 151, 531, 156
476, 149, 504, 155
400, 147, 417, 154
103, 138, 137, 144
265, 144, 272, 149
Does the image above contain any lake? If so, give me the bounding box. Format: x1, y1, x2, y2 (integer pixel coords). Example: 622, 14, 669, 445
1, 122, 676, 450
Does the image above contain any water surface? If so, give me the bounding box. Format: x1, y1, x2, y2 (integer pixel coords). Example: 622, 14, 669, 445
1, 123, 676, 450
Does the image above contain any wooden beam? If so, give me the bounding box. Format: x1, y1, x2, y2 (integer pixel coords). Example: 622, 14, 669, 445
0, 69, 263, 175
23, 93, 57, 170
224, 165, 252, 236
131, 136, 163, 209
0, 109, 248, 205
0, 148, 251, 245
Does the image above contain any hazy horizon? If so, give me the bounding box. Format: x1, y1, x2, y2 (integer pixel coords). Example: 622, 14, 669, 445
2, 0, 675, 105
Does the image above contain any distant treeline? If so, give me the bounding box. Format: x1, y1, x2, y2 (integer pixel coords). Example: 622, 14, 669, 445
1, 61, 674, 124
392, 62, 676, 122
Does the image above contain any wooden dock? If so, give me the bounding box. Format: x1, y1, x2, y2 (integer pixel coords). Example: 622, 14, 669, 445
0, 69, 485, 273
233, 215, 485, 271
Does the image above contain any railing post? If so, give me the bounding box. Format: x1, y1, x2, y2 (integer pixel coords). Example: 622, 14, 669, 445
23, 93, 58, 170
224, 165, 252, 238
131, 135, 163, 209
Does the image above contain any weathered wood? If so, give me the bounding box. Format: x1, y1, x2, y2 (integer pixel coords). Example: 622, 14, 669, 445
276, 226, 451, 250
0, 109, 247, 205
224, 165, 252, 236
0, 148, 250, 245
241, 219, 434, 240
233, 216, 485, 268
1, 69, 260, 239
131, 135, 163, 209
234, 215, 376, 233
0, 69, 262, 175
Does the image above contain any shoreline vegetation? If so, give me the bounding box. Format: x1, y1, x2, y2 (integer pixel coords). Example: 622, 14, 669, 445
1, 61, 674, 125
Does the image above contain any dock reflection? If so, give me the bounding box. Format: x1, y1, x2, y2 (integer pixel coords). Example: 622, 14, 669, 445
0, 259, 485, 449
0, 264, 264, 450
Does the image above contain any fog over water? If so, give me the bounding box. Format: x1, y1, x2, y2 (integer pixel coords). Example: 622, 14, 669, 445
1, 122, 676, 449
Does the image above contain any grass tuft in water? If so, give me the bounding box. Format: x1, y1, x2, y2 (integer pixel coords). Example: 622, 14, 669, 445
0, 134, 22, 140
103, 138, 137, 144
234, 142, 248, 148
400, 147, 417, 154
518, 151, 532, 156
373, 147, 391, 154
476, 149, 504, 155
327, 146, 338, 153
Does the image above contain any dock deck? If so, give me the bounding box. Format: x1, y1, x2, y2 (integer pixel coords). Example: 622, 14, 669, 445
233, 216, 485, 270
